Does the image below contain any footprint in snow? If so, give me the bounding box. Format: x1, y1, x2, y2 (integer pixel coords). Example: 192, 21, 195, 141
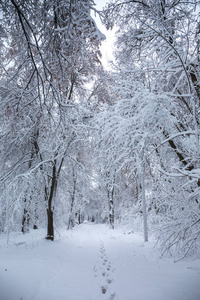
101, 285, 107, 294
97, 240, 116, 298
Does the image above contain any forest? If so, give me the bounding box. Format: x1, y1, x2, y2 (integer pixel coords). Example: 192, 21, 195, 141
0, 0, 200, 263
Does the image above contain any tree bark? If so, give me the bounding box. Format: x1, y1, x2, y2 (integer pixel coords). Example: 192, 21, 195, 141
106, 171, 115, 229
21, 207, 29, 233
46, 163, 56, 241
67, 170, 77, 230
109, 198, 114, 229
46, 208, 54, 241
140, 146, 148, 242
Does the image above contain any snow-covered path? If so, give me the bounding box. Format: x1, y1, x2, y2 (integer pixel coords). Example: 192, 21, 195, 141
0, 223, 200, 300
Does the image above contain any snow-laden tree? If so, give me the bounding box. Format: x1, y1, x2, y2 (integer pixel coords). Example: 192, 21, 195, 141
99, 0, 200, 256
94, 71, 179, 237
104, 0, 200, 139
0, 0, 105, 239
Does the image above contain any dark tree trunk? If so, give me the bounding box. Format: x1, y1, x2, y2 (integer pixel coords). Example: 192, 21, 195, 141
45, 154, 64, 240
22, 208, 29, 233
46, 163, 57, 241
46, 209, 54, 241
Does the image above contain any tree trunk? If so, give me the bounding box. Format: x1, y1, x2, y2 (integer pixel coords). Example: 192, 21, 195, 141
21, 207, 29, 233
109, 198, 114, 229
33, 209, 38, 230
107, 172, 115, 229
67, 171, 77, 230
140, 146, 148, 242
46, 163, 56, 241
46, 208, 54, 241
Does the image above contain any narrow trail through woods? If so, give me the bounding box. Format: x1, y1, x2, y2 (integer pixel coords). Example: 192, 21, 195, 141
0, 223, 200, 300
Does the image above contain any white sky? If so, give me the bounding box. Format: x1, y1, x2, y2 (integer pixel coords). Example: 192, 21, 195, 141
91, 0, 116, 69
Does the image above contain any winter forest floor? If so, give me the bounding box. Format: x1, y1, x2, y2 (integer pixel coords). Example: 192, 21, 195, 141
0, 223, 200, 300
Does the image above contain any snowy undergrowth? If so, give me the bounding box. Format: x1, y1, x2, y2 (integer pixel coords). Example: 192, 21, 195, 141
0, 223, 200, 300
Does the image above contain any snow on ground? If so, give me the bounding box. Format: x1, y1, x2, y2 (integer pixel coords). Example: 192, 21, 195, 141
0, 223, 200, 300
